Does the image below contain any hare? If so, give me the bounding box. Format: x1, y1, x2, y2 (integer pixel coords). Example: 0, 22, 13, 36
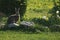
7, 8, 20, 24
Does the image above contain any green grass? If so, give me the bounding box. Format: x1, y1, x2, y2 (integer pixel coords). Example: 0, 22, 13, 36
0, 0, 60, 40
0, 31, 60, 40
23, 0, 59, 21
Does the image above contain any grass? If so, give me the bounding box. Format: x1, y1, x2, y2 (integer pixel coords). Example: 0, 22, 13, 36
0, 31, 60, 40
0, 0, 60, 40
23, 0, 59, 21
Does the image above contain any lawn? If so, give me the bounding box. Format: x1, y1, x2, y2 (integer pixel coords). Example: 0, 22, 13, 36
0, 30, 60, 40
0, 0, 60, 40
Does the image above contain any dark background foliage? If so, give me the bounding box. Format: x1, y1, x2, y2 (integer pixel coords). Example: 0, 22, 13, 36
0, 0, 27, 18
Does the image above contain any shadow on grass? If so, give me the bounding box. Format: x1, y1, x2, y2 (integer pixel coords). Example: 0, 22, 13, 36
32, 18, 50, 26
32, 18, 60, 32
0, 25, 38, 34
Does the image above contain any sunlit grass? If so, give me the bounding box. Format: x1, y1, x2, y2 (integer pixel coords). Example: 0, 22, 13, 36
23, 0, 55, 21
0, 31, 60, 40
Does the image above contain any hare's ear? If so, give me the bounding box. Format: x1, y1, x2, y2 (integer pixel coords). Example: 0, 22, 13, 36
15, 8, 17, 11
18, 8, 20, 10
